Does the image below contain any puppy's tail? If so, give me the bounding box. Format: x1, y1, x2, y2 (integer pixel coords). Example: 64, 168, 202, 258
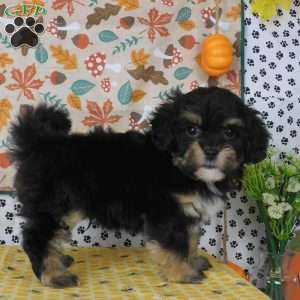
9, 104, 71, 163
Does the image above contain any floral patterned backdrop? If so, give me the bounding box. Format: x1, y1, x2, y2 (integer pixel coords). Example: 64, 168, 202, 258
0, 0, 241, 190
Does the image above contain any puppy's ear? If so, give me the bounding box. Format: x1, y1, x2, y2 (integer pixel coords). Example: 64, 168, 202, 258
244, 106, 270, 163
151, 101, 176, 151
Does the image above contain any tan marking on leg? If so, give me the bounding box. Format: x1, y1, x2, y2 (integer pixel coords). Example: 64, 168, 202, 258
147, 241, 199, 282
41, 248, 65, 286
176, 193, 202, 219
188, 225, 199, 261
41, 222, 80, 287
62, 210, 85, 230
188, 226, 211, 272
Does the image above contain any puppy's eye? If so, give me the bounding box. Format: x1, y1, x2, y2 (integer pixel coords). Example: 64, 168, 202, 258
224, 128, 235, 138
187, 126, 201, 137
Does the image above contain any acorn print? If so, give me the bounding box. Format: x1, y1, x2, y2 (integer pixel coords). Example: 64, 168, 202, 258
178, 35, 198, 49
46, 71, 67, 85
0, 72, 6, 85
118, 16, 135, 29
72, 34, 92, 49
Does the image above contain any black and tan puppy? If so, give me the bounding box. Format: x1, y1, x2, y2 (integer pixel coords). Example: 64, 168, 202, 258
9, 87, 269, 288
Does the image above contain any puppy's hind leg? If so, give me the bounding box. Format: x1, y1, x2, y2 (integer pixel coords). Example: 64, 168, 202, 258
58, 211, 84, 269
22, 211, 83, 288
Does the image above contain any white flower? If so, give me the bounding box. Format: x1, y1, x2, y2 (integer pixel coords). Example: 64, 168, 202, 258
286, 165, 297, 176
278, 202, 292, 212
268, 205, 284, 219
265, 177, 276, 189
287, 178, 300, 193
263, 193, 276, 206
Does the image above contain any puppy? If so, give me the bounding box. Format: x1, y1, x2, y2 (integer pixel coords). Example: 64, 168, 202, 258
9, 87, 269, 288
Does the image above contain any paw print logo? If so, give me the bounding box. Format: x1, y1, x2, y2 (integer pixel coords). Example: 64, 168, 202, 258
5, 16, 44, 48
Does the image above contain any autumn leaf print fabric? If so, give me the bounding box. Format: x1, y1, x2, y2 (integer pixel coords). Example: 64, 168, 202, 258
0, 0, 241, 190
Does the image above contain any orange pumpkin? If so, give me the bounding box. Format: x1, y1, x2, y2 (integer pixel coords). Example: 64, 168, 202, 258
196, 33, 233, 77
226, 261, 249, 281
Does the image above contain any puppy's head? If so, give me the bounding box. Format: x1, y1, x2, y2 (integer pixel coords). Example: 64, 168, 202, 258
151, 87, 269, 183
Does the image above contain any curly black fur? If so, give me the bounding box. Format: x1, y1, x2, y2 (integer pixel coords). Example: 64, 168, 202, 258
9, 87, 269, 287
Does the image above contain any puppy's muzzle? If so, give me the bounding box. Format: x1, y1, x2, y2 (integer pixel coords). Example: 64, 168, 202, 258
203, 146, 219, 162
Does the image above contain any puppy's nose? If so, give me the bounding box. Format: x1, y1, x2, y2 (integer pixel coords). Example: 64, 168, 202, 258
204, 146, 218, 160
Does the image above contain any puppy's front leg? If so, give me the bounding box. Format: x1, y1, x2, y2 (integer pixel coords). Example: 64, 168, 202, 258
188, 225, 211, 272
146, 219, 205, 283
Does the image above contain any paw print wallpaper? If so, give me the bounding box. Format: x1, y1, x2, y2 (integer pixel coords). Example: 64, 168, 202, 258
0, 0, 241, 191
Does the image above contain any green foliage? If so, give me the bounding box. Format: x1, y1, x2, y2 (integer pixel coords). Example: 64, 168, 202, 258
243, 148, 300, 242
112, 36, 143, 55
154, 83, 184, 100
0, 33, 12, 48
39, 92, 67, 112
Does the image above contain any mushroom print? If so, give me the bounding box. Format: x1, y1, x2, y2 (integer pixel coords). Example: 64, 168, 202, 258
190, 80, 200, 91
161, 0, 174, 7
85, 52, 121, 78
154, 45, 183, 68
100, 78, 111, 93
46, 16, 67, 39
201, 7, 214, 25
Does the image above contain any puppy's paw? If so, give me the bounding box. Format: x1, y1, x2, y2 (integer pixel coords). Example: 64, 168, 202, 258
163, 262, 205, 283
42, 271, 79, 288
191, 256, 212, 272
61, 255, 75, 268
179, 269, 205, 283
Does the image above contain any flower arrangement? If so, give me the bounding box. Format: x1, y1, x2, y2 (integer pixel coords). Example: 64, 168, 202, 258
251, 0, 292, 20
243, 149, 300, 300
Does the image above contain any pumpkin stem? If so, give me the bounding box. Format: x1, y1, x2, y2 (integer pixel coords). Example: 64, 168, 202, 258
215, 0, 221, 34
